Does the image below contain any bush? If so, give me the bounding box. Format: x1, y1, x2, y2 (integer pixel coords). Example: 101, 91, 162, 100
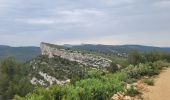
128, 50, 143, 65
86, 69, 105, 79
123, 61, 170, 79
143, 78, 154, 86
0, 58, 33, 100
16, 71, 128, 100
107, 62, 119, 73
126, 86, 140, 97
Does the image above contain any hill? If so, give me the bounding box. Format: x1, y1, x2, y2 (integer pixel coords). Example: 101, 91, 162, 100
0, 43, 170, 62
0, 45, 40, 62
25, 42, 112, 87
71, 44, 170, 57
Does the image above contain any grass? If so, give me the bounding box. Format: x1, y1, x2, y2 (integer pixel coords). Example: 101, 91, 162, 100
143, 78, 154, 86
126, 86, 140, 97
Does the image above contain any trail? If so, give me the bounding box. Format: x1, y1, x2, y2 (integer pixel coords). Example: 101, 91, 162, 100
142, 68, 170, 100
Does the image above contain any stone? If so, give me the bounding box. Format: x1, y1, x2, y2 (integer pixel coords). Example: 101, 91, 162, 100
111, 94, 119, 100
126, 84, 132, 89
123, 96, 132, 100
40, 42, 112, 68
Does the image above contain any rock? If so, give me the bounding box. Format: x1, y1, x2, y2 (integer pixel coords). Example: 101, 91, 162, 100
126, 84, 132, 89
40, 42, 112, 68
123, 96, 132, 100
111, 94, 120, 100
133, 83, 138, 87
117, 92, 125, 99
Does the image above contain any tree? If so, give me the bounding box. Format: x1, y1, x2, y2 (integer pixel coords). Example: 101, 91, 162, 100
107, 62, 118, 73
0, 58, 33, 99
128, 50, 143, 65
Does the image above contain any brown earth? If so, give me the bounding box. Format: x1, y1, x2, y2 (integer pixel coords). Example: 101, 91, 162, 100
142, 68, 170, 100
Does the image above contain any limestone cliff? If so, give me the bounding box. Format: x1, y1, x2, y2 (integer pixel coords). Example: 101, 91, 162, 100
40, 42, 112, 68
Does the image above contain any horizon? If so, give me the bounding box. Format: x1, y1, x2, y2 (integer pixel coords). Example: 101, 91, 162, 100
1, 42, 170, 48
0, 0, 170, 46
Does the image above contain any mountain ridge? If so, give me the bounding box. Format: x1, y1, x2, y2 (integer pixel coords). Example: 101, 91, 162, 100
0, 45, 40, 62
0, 43, 170, 62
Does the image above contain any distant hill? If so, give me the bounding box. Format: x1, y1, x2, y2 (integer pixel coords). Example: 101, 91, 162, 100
71, 44, 170, 57
0, 43, 170, 62
121, 45, 170, 52
0, 45, 40, 62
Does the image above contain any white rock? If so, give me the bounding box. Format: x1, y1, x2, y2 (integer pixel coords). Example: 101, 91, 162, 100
123, 96, 132, 100
111, 94, 119, 100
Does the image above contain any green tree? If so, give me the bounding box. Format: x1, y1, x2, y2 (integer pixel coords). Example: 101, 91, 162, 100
128, 50, 143, 65
0, 58, 33, 99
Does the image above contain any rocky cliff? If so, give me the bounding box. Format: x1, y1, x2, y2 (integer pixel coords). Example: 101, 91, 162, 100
40, 42, 112, 68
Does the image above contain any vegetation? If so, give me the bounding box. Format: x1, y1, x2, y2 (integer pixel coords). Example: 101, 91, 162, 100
0, 58, 33, 100
26, 55, 90, 85
126, 86, 140, 97
143, 78, 154, 86
0, 49, 170, 100
14, 71, 128, 100
0, 46, 40, 62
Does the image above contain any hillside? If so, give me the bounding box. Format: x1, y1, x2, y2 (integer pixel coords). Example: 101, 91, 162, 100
41, 42, 112, 68
25, 42, 113, 87
26, 55, 88, 87
0, 45, 40, 62
71, 44, 170, 57
1, 42, 170, 100
0, 44, 169, 63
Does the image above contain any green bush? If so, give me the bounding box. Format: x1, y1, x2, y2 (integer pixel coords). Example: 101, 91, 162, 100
123, 61, 170, 79
143, 78, 154, 86
86, 69, 105, 79
126, 86, 139, 97
0, 58, 33, 100
15, 71, 128, 100
107, 62, 119, 73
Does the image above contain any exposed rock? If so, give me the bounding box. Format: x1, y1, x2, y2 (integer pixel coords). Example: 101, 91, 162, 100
111, 92, 127, 100
126, 84, 132, 90
30, 77, 46, 86
111, 91, 143, 100
123, 96, 132, 100
39, 71, 70, 85
40, 42, 112, 68
111, 94, 119, 100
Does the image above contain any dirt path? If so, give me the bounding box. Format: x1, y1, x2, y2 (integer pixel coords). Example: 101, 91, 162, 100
142, 68, 170, 100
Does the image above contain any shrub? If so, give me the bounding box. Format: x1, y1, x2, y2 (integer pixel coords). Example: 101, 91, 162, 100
123, 61, 170, 79
107, 62, 119, 73
126, 86, 140, 97
86, 69, 105, 79
17, 71, 128, 100
128, 50, 143, 65
143, 78, 154, 86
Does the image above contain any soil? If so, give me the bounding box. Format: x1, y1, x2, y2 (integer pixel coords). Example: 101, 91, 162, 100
142, 68, 170, 100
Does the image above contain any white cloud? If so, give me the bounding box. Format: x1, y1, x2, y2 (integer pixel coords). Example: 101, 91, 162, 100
0, 0, 170, 46
102, 0, 135, 6
25, 19, 55, 24
58, 9, 105, 16
154, 0, 170, 8
16, 9, 106, 25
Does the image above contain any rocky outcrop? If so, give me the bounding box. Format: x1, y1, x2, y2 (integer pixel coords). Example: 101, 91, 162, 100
30, 71, 70, 86
40, 42, 112, 68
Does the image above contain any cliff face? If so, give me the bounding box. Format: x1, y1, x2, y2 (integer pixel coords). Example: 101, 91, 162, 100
40, 42, 112, 68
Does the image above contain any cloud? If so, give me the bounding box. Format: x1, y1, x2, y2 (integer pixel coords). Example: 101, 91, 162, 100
154, 0, 170, 8
16, 9, 106, 25
0, 0, 169, 46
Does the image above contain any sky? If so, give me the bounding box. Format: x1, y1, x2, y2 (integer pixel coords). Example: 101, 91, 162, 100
0, 0, 170, 47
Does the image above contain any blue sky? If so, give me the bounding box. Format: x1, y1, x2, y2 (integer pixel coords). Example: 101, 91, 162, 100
0, 0, 170, 47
